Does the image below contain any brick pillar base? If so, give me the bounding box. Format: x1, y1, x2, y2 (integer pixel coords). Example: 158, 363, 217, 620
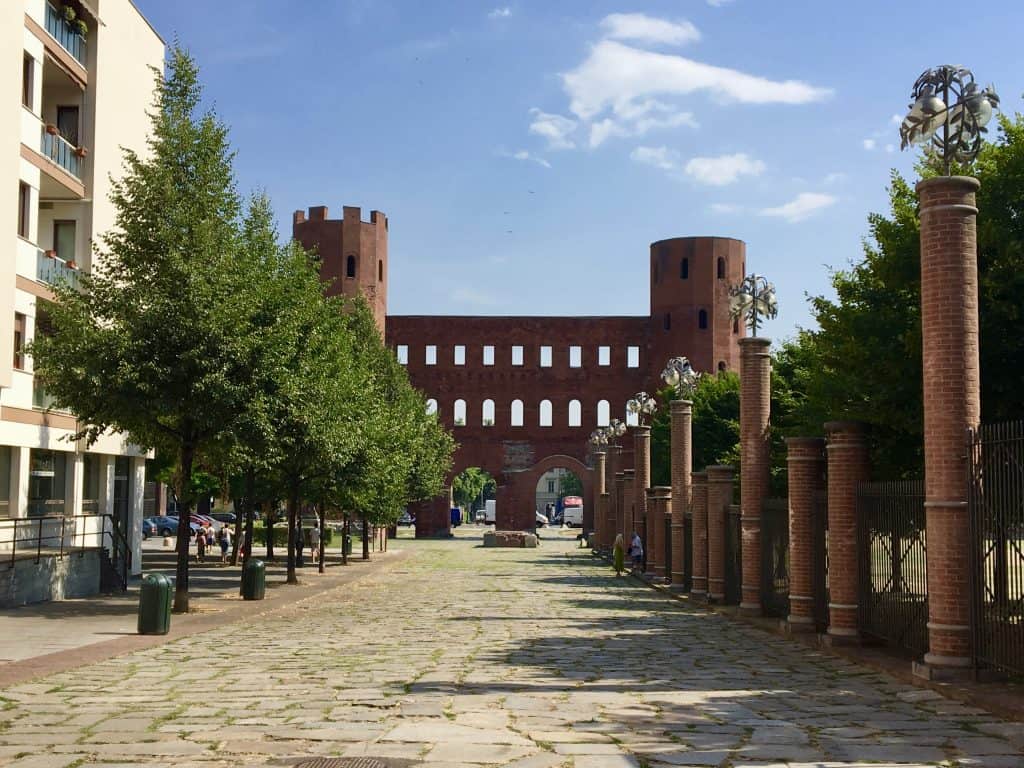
614, 471, 626, 550
740, 336, 772, 616
706, 465, 735, 603
415, 485, 453, 539
654, 487, 671, 582
915, 176, 980, 677
592, 450, 607, 549
785, 437, 826, 633
670, 400, 693, 590
824, 421, 869, 644
645, 488, 660, 579
691, 472, 708, 599
633, 426, 652, 577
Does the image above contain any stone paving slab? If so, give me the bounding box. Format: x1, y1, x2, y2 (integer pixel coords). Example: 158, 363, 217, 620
0, 535, 1020, 768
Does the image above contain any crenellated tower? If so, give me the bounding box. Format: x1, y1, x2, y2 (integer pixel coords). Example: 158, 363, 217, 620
647, 236, 746, 378
292, 205, 389, 333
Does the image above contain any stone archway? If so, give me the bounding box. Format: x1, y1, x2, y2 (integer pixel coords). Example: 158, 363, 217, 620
498, 454, 594, 532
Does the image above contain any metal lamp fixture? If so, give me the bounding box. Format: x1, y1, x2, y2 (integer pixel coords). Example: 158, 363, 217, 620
608, 418, 627, 441
661, 356, 701, 397
900, 65, 999, 174
729, 274, 778, 336
589, 428, 608, 446
626, 391, 658, 425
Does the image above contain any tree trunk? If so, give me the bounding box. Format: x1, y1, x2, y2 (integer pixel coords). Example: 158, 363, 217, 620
286, 481, 299, 584
245, 499, 257, 567
342, 514, 349, 566
172, 444, 195, 613
361, 513, 369, 560
266, 508, 275, 561
318, 502, 326, 574
233, 466, 254, 566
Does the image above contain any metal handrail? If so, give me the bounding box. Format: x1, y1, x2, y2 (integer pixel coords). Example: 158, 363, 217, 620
0, 514, 132, 587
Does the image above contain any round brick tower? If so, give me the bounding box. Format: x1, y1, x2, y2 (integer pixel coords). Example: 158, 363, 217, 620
648, 237, 745, 378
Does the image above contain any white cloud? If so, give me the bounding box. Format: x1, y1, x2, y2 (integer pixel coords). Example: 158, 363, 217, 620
862, 138, 876, 150
489, 7, 511, 18
710, 202, 741, 214
528, 108, 577, 149
600, 13, 700, 46
884, 143, 895, 153
511, 149, 551, 168
563, 40, 832, 122
759, 192, 837, 223
589, 106, 696, 148
823, 172, 847, 185
630, 145, 680, 171
707, 0, 734, 6
684, 152, 764, 186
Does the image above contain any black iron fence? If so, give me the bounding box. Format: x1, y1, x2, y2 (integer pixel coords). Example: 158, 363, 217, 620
857, 480, 928, 655
812, 489, 830, 631
663, 515, 672, 582
724, 504, 742, 604
761, 498, 790, 617
968, 420, 1024, 678
683, 513, 693, 591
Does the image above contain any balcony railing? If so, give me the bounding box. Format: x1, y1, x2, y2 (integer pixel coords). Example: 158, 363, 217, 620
45, 3, 87, 66
36, 248, 82, 292
40, 127, 82, 179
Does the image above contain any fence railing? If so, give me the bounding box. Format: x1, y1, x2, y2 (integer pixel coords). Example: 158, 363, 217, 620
683, 513, 693, 591
761, 498, 790, 617
40, 127, 82, 179
724, 504, 742, 604
857, 479, 928, 655
968, 420, 1024, 678
0, 514, 130, 588
36, 248, 82, 291
812, 489, 830, 631
45, 2, 87, 66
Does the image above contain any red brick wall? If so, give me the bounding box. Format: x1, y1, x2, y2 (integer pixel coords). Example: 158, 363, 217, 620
785, 437, 826, 632
706, 465, 735, 602
825, 421, 869, 638
691, 471, 708, 598
739, 337, 772, 614
669, 400, 692, 586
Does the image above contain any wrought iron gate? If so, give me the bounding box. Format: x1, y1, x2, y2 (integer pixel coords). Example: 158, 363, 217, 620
683, 513, 693, 591
857, 480, 928, 655
812, 489, 829, 631
761, 498, 790, 617
724, 504, 742, 604
968, 421, 1024, 677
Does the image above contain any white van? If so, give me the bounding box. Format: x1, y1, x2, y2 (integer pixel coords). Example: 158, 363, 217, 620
562, 496, 584, 527
484, 499, 497, 524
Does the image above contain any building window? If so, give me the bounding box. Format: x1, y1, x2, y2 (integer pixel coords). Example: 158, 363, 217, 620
482, 399, 495, 426
453, 399, 467, 426
28, 449, 67, 517
598, 346, 610, 366
733, 316, 739, 334
426, 398, 438, 415
346, 255, 356, 278
699, 309, 708, 329
717, 257, 726, 279
680, 258, 689, 279
718, 361, 727, 372
13, 313, 25, 370
396, 344, 408, 365
18, 183, 30, 239
53, 220, 75, 262
569, 345, 582, 368
627, 346, 640, 368
539, 399, 553, 427
664, 313, 671, 331
378, 259, 383, 282
22, 54, 33, 110
511, 345, 524, 366
482, 345, 495, 366
547, 480, 555, 494
81, 453, 100, 514
511, 399, 524, 426
0, 446, 11, 518
539, 346, 552, 367
425, 345, 437, 365
454, 345, 466, 365
568, 399, 582, 427
597, 400, 610, 426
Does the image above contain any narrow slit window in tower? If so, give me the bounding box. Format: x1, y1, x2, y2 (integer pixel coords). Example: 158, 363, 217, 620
346, 255, 356, 278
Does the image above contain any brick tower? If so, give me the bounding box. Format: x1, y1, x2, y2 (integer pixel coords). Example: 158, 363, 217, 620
647, 237, 745, 378
292, 205, 388, 333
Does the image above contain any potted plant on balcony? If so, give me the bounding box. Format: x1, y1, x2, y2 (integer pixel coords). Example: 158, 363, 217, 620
73, 19, 87, 39
45, 123, 59, 136
66, 259, 78, 270
74, 145, 88, 158
61, 4, 76, 23
44, 250, 56, 259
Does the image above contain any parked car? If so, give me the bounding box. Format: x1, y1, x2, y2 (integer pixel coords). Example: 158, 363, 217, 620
535, 511, 548, 528
156, 516, 200, 537
142, 518, 157, 539
398, 511, 414, 526
210, 511, 236, 524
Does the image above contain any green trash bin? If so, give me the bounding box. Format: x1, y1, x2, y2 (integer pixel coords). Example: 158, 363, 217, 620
240, 558, 266, 600
137, 573, 172, 635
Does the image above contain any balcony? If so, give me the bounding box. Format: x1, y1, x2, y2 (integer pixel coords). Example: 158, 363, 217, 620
40, 126, 82, 180
36, 249, 82, 292
45, 3, 87, 67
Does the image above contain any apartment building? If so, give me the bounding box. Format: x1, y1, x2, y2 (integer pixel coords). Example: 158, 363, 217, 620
0, 0, 164, 603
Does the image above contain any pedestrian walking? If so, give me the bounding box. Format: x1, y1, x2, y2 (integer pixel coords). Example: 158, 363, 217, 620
295, 525, 305, 567
196, 527, 207, 563
219, 525, 231, 564
310, 523, 320, 564
628, 531, 643, 574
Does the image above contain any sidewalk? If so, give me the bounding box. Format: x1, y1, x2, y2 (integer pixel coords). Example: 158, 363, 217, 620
0, 542, 407, 688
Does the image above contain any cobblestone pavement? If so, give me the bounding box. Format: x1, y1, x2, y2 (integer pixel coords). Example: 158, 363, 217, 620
0, 535, 1021, 768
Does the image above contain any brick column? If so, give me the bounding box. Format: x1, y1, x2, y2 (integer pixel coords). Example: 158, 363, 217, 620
706, 465, 735, 603
645, 488, 661, 578
785, 437, 827, 633
691, 471, 708, 599
825, 421, 869, 643
670, 400, 693, 590
613, 471, 625, 550
917, 176, 980, 675
633, 426, 652, 575
653, 487, 671, 581
622, 470, 635, 543
739, 336, 772, 615
592, 449, 606, 548
604, 446, 618, 551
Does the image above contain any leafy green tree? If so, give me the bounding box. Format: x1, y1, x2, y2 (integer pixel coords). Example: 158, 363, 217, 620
558, 471, 584, 500
453, 467, 494, 511
31, 48, 257, 612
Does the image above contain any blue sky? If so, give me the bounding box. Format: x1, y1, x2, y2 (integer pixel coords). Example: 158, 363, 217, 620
134, 0, 1022, 341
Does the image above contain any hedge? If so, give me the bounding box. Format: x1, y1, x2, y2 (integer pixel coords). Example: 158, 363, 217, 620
251, 524, 334, 547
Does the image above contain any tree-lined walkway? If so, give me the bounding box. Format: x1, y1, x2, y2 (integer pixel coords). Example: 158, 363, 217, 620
0, 537, 1021, 768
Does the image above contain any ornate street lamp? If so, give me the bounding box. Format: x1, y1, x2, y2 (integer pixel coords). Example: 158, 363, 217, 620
899, 65, 999, 175
589, 428, 608, 446
729, 274, 778, 336
661, 356, 701, 397
626, 391, 658, 426
608, 418, 627, 442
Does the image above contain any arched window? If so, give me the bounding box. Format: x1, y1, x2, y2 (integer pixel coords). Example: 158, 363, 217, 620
664, 313, 671, 331
625, 406, 639, 427
453, 399, 466, 426
568, 399, 582, 427
346, 255, 356, 278
378, 259, 383, 282
539, 399, 553, 427
717, 257, 726, 279
511, 399, 524, 427
482, 399, 495, 426
597, 400, 610, 426
680, 257, 689, 279
698, 309, 708, 330
425, 398, 438, 415
718, 361, 727, 373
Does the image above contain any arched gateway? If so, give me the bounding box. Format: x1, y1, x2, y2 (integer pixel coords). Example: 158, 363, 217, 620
293, 204, 747, 535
